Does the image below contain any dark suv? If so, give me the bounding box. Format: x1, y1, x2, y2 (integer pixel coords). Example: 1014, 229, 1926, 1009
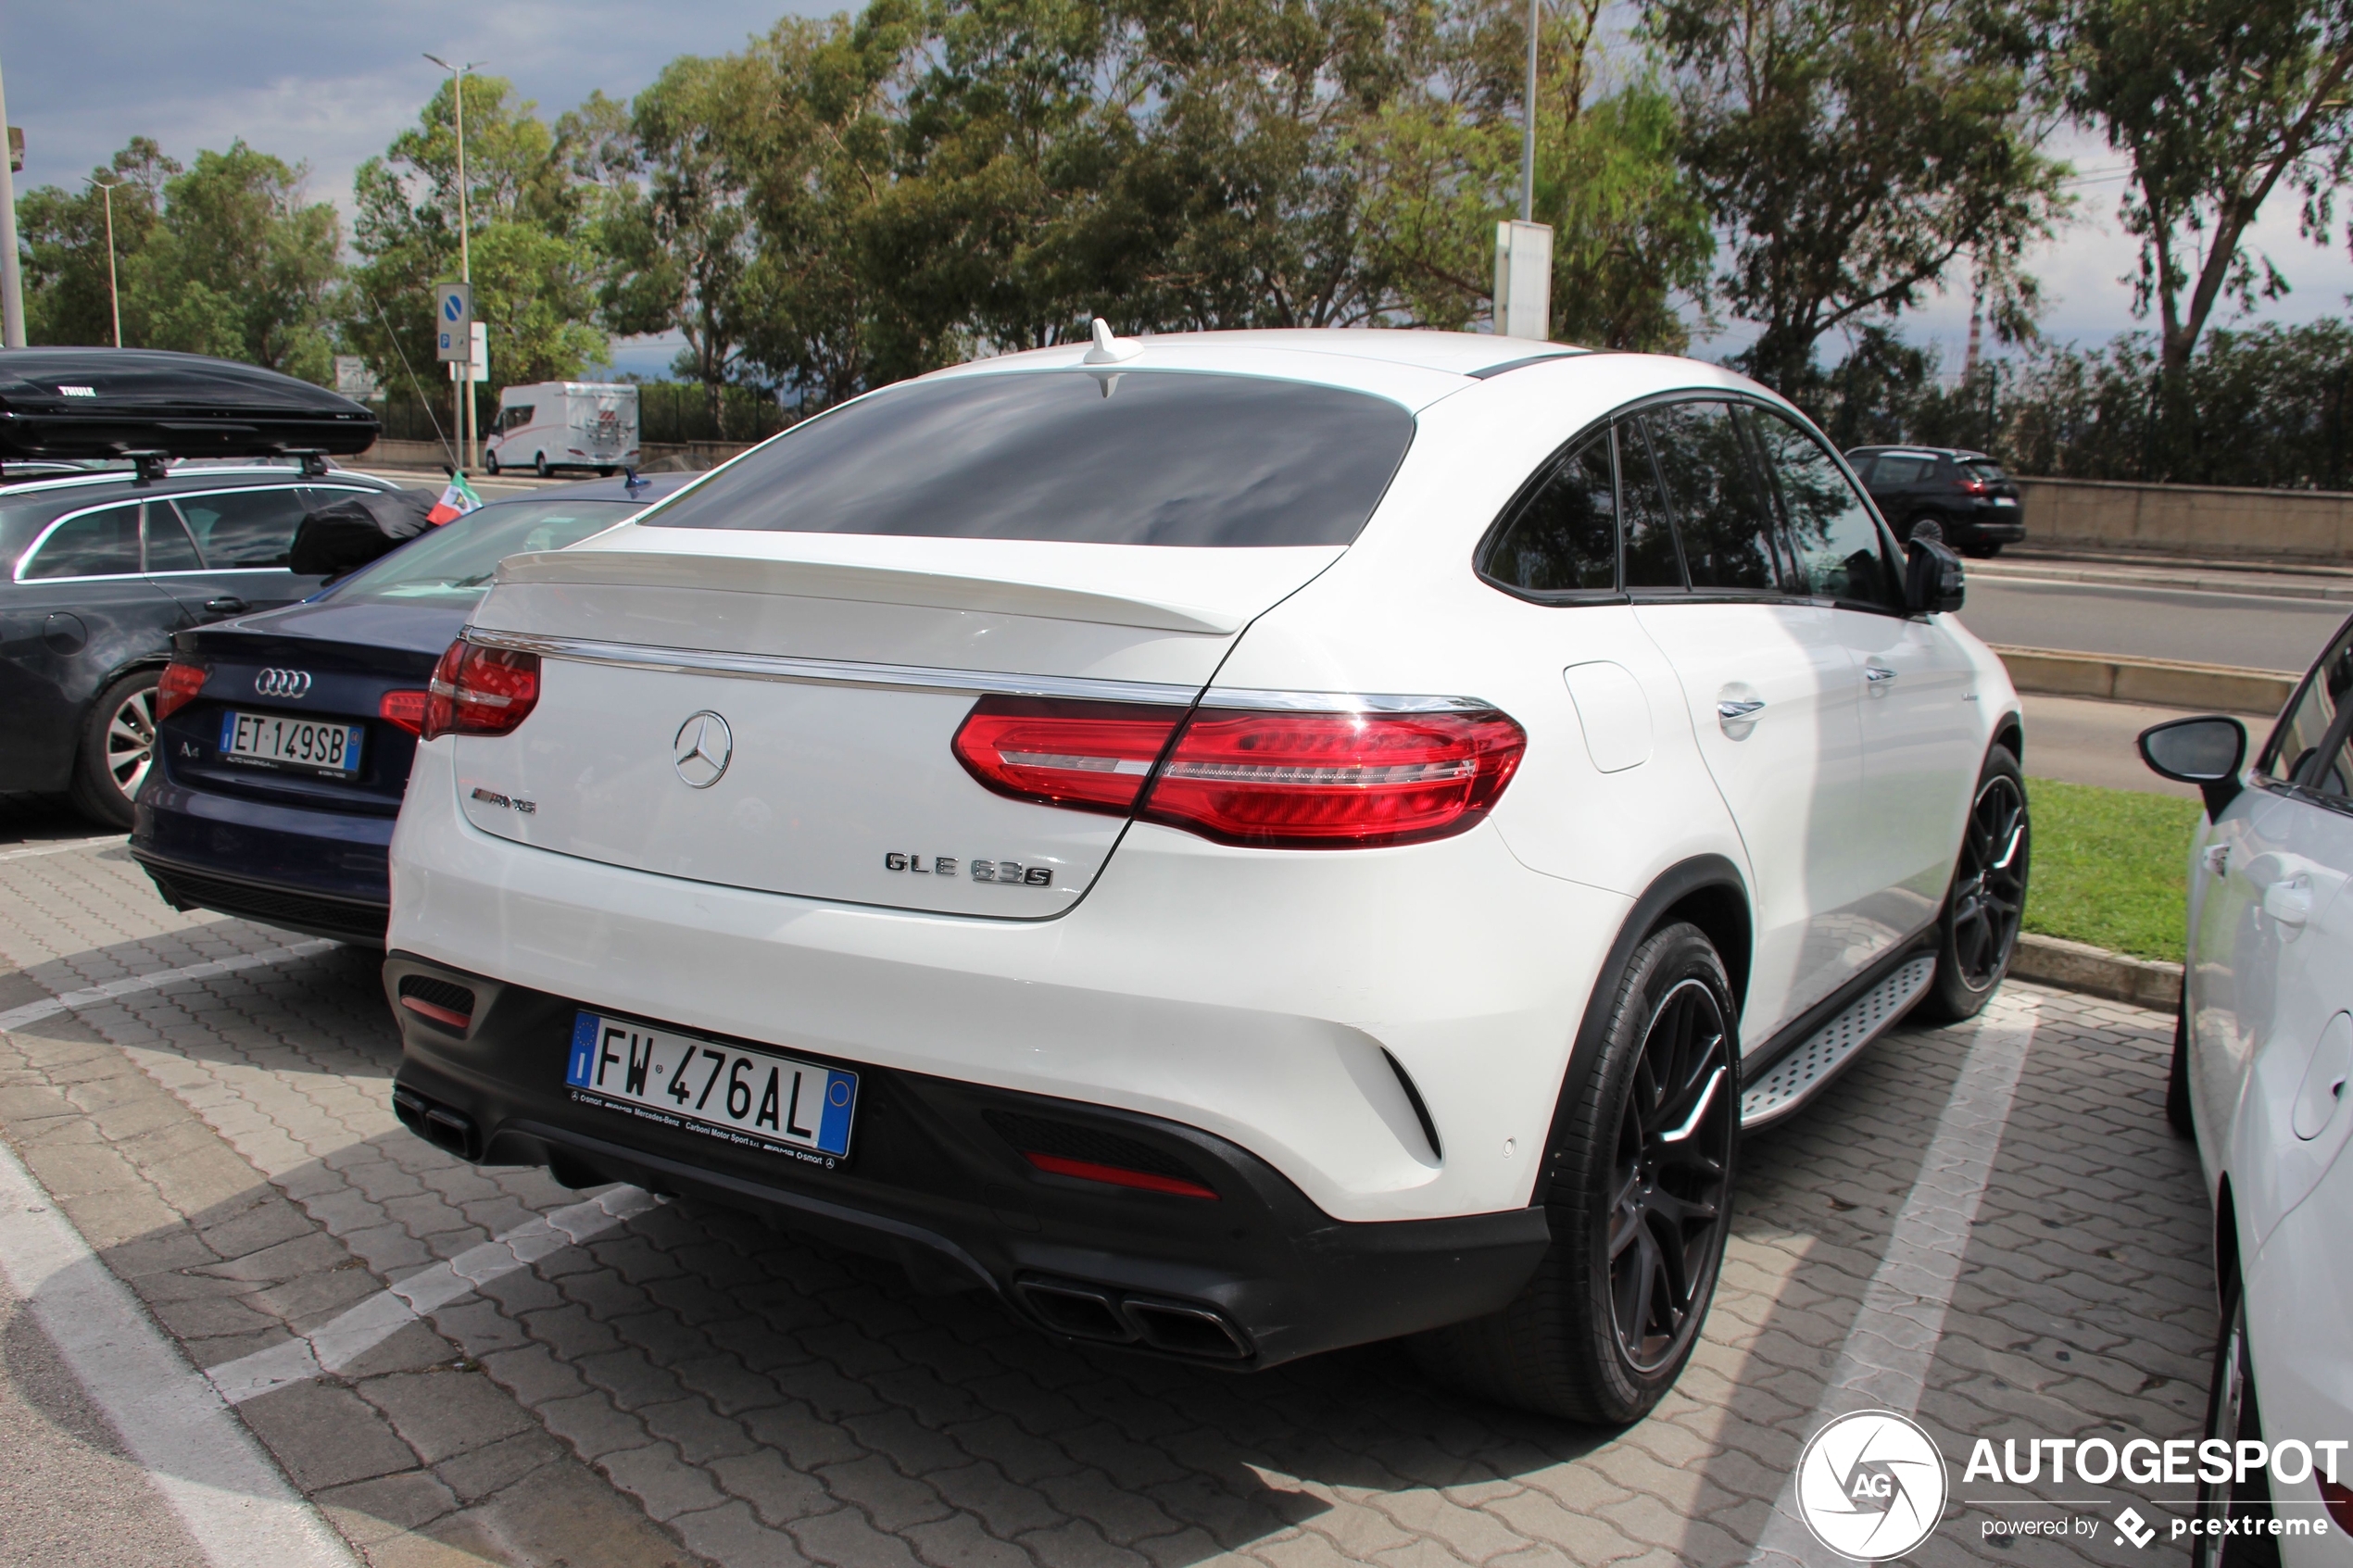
1843, 445, 2025, 558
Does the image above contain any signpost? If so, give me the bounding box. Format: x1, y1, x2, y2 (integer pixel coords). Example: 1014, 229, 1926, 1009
434, 282, 474, 470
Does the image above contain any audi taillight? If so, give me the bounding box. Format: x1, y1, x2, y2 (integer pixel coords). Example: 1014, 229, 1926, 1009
1957, 477, 1989, 495
422, 640, 540, 740
378, 690, 430, 735
951, 696, 1525, 849
156, 661, 208, 720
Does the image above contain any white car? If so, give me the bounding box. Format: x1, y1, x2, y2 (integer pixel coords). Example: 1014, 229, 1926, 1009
383, 327, 2025, 1422
2143, 637, 2353, 1561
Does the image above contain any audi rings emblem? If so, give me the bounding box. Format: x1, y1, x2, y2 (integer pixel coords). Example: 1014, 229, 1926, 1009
253, 668, 313, 699
673, 711, 734, 788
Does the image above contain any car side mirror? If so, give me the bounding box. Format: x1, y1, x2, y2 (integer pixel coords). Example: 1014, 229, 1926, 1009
1905, 536, 1965, 614
2140, 715, 2246, 820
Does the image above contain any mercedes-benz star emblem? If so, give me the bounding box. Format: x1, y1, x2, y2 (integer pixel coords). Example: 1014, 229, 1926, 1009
673, 711, 733, 788
253, 668, 312, 698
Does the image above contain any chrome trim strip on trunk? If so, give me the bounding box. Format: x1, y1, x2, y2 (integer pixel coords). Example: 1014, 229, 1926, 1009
462, 629, 1200, 706
461, 628, 1500, 714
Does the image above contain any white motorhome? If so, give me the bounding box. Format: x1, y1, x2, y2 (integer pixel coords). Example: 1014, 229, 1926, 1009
484, 383, 641, 477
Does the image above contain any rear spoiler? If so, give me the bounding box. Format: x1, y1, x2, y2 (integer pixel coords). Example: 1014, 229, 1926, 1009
494, 546, 1289, 634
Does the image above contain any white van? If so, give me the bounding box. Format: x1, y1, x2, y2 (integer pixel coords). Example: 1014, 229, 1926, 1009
484, 383, 641, 477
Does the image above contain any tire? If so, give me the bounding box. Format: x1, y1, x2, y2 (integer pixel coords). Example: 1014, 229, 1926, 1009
2168, 989, 2196, 1138
484, 449, 499, 475
68, 669, 162, 830
597, 466, 615, 478
1414, 922, 1739, 1424
2194, 1288, 2282, 1568
534, 452, 549, 478
1915, 745, 2030, 1023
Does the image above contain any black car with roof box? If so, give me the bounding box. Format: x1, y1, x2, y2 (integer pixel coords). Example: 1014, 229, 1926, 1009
0, 347, 386, 826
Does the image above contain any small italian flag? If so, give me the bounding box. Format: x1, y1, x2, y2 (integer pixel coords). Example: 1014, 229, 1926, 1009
427, 470, 483, 526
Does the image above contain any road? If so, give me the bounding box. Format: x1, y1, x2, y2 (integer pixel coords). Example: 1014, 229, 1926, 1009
1957, 573, 2345, 672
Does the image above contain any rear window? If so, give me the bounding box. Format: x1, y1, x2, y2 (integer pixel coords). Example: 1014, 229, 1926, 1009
332, 498, 640, 604
1962, 459, 2008, 483
642, 370, 1416, 547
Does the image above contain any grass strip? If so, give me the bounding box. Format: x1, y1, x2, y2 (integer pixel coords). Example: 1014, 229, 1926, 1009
2021, 776, 2203, 964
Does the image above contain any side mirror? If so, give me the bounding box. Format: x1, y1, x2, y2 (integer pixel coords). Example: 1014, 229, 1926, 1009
1905, 536, 1965, 614
2140, 715, 2247, 820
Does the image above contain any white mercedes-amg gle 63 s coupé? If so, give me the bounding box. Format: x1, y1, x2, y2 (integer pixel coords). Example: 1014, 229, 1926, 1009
383, 327, 2026, 1423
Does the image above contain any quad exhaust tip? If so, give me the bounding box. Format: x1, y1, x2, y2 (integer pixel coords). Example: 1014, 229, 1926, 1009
1014, 1276, 1252, 1361
392, 1085, 480, 1160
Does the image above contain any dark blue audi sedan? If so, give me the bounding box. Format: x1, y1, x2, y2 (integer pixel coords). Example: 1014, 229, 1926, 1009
128, 472, 695, 944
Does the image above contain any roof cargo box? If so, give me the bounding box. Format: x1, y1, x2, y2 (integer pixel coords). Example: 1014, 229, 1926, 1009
0, 347, 381, 460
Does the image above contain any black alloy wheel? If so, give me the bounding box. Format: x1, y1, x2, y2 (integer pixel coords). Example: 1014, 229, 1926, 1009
1609, 976, 1737, 1372
1412, 922, 1738, 1424
484, 449, 500, 474
2194, 1291, 2282, 1568
1919, 746, 2030, 1022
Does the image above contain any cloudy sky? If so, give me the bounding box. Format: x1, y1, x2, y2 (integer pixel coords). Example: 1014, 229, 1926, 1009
5, 2, 2348, 376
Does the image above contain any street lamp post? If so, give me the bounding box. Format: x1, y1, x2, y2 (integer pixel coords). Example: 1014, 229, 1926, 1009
89, 177, 123, 347
424, 54, 484, 470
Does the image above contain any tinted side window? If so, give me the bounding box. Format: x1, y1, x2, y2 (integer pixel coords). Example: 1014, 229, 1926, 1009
1874, 455, 1935, 486
23, 504, 143, 580
1481, 434, 1617, 594
174, 488, 310, 569
2262, 631, 2353, 789
1846, 454, 1880, 484
1643, 402, 1780, 592
144, 504, 204, 572
642, 370, 1416, 547
1617, 416, 1684, 589
1752, 409, 1901, 608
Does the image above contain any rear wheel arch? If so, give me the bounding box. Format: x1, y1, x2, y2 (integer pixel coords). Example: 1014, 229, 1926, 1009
1561, 857, 1751, 1097
1993, 716, 2023, 768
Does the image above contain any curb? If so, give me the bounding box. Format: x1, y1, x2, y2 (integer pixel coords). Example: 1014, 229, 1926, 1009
1991, 645, 2293, 717
2009, 932, 2182, 1010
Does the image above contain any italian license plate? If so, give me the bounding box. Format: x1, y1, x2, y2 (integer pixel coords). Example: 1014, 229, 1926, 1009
564, 1012, 858, 1165
220, 710, 364, 777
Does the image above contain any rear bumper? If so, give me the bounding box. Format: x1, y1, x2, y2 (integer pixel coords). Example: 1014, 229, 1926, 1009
1960, 507, 2026, 542
388, 737, 1628, 1223
132, 778, 393, 942
385, 950, 1552, 1369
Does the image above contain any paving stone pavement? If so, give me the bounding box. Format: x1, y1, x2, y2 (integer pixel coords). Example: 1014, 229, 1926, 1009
0, 837, 2218, 1566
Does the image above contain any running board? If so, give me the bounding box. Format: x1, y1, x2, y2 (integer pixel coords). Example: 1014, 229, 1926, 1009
1740, 954, 1937, 1129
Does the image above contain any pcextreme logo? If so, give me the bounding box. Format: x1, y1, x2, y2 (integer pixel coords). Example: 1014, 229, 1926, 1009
1795, 1411, 1949, 1562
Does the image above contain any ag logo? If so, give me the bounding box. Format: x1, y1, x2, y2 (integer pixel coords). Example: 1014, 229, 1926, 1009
1793, 1410, 1947, 1561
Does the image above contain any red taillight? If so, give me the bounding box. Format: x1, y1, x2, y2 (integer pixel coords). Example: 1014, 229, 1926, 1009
951, 696, 1184, 814
1957, 478, 1989, 495
422, 640, 540, 740
378, 690, 429, 735
156, 661, 208, 720
950, 696, 1526, 849
1021, 1151, 1219, 1199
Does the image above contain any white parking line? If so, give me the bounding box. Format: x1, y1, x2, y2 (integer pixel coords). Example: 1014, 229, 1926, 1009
1746, 992, 2042, 1566
0, 834, 127, 863
0, 1140, 360, 1568
0, 941, 336, 1035
207, 1185, 663, 1404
